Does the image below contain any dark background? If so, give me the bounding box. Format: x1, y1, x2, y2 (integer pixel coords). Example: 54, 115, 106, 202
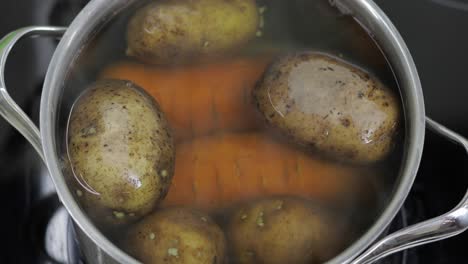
0, 0, 467, 263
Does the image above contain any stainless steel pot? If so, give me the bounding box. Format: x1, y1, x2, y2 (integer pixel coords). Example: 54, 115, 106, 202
0, 0, 467, 263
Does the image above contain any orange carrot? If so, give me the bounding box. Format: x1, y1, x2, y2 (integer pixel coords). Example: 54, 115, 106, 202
162, 133, 375, 211
100, 58, 271, 142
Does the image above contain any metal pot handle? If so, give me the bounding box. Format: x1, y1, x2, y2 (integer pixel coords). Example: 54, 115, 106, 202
351, 117, 468, 264
0, 26, 66, 161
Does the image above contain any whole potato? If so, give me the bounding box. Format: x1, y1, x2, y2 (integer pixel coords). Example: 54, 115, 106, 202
67, 79, 175, 226
126, 0, 259, 64
125, 207, 226, 264
253, 52, 400, 163
227, 196, 344, 264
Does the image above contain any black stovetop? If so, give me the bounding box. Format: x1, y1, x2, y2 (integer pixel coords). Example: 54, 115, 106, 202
0, 0, 467, 263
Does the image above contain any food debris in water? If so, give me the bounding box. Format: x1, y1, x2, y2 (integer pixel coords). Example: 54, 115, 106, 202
276, 200, 284, 210
149, 232, 156, 240
113, 211, 125, 219
168, 248, 179, 257
258, 6, 267, 14
259, 16, 264, 29
80, 126, 96, 137
256, 212, 265, 227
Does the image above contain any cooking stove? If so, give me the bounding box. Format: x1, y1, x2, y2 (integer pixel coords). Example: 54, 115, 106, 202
0, 0, 467, 263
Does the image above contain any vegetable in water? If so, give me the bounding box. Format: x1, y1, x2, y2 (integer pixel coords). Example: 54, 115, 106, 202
125, 207, 226, 264
253, 52, 400, 163
162, 132, 374, 211
67, 79, 175, 225
126, 0, 259, 64
227, 196, 344, 264
101, 57, 270, 141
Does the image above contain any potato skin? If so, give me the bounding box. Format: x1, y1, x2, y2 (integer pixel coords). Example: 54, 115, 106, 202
126, 0, 259, 64
253, 52, 400, 163
227, 196, 343, 264
67, 79, 175, 225
125, 207, 226, 264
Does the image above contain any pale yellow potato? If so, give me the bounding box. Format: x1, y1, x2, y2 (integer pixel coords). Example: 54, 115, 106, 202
227, 196, 344, 264
126, 0, 259, 64
125, 207, 226, 264
67, 79, 175, 226
253, 52, 400, 163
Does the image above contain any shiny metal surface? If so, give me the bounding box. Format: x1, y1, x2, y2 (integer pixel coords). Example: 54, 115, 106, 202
351, 117, 468, 264
42, 1, 140, 263
74, 224, 121, 264
42, 1, 140, 262
42, 0, 427, 262
0, 26, 66, 161
327, 0, 426, 262
0, 0, 465, 263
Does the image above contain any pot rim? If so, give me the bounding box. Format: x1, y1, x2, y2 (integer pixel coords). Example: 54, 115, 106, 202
324, 1, 426, 263
39, 0, 425, 263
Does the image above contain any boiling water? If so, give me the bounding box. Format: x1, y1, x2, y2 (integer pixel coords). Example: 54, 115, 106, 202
59, 0, 405, 262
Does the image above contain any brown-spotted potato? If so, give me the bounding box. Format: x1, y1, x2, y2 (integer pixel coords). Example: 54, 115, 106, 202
227, 196, 344, 264
67, 79, 175, 226
125, 207, 226, 264
253, 52, 400, 163
126, 0, 259, 64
